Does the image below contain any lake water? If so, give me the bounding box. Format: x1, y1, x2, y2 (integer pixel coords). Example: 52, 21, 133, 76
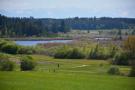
15, 40, 73, 46
95, 37, 112, 40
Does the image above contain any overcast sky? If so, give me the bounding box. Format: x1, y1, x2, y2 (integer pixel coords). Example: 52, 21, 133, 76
0, 0, 135, 18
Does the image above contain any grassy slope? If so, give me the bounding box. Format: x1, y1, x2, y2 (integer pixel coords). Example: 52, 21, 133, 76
0, 55, 135, 90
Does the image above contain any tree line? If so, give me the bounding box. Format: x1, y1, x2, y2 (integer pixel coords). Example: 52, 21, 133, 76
0, 14, 70, 37
0, 14, 135, 37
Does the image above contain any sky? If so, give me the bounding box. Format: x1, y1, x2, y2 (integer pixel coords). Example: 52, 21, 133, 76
0, 0, 135, 18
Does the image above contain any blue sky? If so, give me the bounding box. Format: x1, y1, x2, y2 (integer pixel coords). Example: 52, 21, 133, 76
0, 0, 135, 18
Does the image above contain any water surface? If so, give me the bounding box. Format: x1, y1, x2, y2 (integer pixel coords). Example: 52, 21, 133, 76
15, 40, 73, 46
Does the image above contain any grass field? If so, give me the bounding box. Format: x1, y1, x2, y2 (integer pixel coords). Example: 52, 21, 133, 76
0, 55, 135, 90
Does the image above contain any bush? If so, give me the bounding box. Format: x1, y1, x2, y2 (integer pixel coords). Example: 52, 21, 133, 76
112, 53, 129, 65
129, 61, 135, 77
0, 54, 15, 71
129, 66, 135, 77
54, 50, 68, 59
54, 48, 85, 59
54, 46, 69, 58
1, 44, 18, 54
67, 48, 85, 59
20, 56, 36, 71
18, 46, 36, 54
0, 40, 8, 51
88, 45, 109, 60
107, 66, 120, 75
109, 46, 117, 58
0, 40, 36, 54
123, 36, 135, 59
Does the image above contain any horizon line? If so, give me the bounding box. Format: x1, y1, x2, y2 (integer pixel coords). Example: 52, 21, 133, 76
1, 13, 135, 19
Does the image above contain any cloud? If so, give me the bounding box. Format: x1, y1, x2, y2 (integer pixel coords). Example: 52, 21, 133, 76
0, 0, 135, 18
121, 11, 129, 17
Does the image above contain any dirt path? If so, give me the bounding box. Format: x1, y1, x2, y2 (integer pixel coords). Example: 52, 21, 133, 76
72, 65, 89, 68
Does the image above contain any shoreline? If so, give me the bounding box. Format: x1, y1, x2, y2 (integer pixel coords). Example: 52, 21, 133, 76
0, 37, 73, 41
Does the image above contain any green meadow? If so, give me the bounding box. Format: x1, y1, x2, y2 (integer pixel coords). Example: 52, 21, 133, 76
0, 55, 135, 90
0, 5, 135, 90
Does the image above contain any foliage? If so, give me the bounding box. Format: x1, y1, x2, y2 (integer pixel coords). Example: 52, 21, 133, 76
0, 14, 70, 37
109, 46, 117, 58
131, 29, 135, 35
117, 29, 122, 40
0, 40, 37, 54
0, 40, 18, 54
54, 46, 70, 59
123, 36, 135, 59
129, 66, 135, 77
88, 45, 99, 59
129, 61, 135, 77
20, 56, 36, 71
1, 14, 135, 37
0, 54, 15, 71
66, 48, 85, 59
107, 66, 120, 75
112, 52, 129, 65
1, 43, 18, 54
54, 47, 85, 59
88, 45, 109, 60
0, 40, 8, 50
54, 44, 119, 60
54, 50, 68, 59
18, 46, 36, 54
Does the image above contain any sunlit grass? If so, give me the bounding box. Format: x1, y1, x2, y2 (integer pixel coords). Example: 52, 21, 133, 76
0, 55, 134, 90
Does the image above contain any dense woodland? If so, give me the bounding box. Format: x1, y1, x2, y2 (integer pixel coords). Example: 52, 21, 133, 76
0, 14, 135, 37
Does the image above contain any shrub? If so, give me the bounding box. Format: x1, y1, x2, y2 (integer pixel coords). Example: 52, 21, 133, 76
0, 40, 8, 51
54, 46, 69, 59
112, 52, 129, 65
18, 46, 36, 54
20, 56, 36, 71
109, 46, 117, 58
107, 66, 120, 75
54, 50, 67, 59
129, 61, 135, 77
129, 66, 135, 77
67, 48, 85, 59
123, 36, 135, 59
0, 40, 36, 54
0, 54, 15, 71
88, 45, 109, 60
54, 48, 85, 59
1, 44, 18, 54
88, 48, 97, 59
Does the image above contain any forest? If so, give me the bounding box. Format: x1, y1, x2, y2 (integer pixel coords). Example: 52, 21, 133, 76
0, 14, 135, 37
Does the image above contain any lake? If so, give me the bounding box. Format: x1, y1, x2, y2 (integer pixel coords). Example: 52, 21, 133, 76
15, 40, 73, 46
95, 37, 112, 40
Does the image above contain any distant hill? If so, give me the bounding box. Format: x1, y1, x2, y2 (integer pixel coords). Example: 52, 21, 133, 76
0, 14, 135, 37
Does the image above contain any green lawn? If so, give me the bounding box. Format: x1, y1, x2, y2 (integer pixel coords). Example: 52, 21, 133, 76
0, 55, 135, 90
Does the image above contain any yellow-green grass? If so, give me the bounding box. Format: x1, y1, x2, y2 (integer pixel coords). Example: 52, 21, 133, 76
0, 71, 135, 90
0, 55, 134, 90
